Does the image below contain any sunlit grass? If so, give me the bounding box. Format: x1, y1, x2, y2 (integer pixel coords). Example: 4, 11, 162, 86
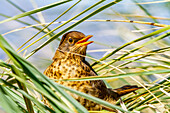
0, 0, 169, 113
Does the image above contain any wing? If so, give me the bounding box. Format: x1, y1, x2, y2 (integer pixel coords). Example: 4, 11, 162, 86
83, 60, 108, 89
83, 60, 142, 100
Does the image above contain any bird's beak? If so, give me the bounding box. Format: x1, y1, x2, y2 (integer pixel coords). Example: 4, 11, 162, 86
75, 35, 93, 46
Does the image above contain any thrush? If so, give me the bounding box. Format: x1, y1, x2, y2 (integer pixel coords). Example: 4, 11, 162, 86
44, 31, 141, 111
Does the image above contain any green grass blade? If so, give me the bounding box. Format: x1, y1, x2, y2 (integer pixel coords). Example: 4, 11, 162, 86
132, 0, 158, 23
26, 0, 122, 59
6, 0, 40, 23
59, 69, 170, 81
0, 86, 23, 113
0, 34, 88, 113
92, 26, 170, 66
95, 31, 170, 72
57, 83, 129, 113
0, 13, 50, 35
0, 0, 71, 24
17, 0, 81, 52
19, 0, 106, 55
0, 25, 127, 112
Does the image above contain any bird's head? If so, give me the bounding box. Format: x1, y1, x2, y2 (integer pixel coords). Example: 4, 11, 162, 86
53, 31, 93, 59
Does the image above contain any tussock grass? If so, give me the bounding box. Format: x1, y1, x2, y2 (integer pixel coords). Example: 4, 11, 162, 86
0, 0, 169, 112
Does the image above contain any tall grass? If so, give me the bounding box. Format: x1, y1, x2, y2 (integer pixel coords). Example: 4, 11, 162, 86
0, 0, 169, 112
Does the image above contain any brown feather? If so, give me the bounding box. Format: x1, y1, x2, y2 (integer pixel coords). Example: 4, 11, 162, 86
43, 31, 142, 111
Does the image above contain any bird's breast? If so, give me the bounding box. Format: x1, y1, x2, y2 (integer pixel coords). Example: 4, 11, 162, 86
44, 58, 114, 110
51, 58, 91, 80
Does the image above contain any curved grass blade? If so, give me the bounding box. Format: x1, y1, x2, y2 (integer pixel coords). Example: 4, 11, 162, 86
1, 79, 54, 113
57, 83, 129, 113
102, 47, 170, 76
19, 0, 106, 55
11, 65, 34, 113
95, 31, 170, 72
92, 26, 170, 66
26, 0, 122, 59
0, 27, 127, 112
0, 13, 50, 35
123, 76, 170, 111
6, 0, 54, 38
132, 0, 158, 23
0, 0, 71, 24
0, 34, 88, 113
0, 86, 23, 113
58, 69, 170, 81
0, 55, 77, 112
6, 0, 40, 23
17, 0, 81, 52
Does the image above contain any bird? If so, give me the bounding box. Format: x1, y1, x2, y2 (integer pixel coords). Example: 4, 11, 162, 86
44, 31, 142, 111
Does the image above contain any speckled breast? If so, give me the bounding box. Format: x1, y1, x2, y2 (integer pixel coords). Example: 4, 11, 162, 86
44, 57, 105, 110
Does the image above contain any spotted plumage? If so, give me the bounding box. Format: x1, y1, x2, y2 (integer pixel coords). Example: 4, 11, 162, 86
44, 31, 141, 111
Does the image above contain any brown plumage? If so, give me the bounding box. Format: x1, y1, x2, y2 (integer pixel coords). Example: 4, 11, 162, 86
44, 31, 141, 111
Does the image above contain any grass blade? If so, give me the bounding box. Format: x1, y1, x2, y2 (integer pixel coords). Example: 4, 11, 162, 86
0, 0, 71, 24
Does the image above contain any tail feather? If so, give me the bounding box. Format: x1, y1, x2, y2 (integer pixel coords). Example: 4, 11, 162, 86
112, 85, 142, 97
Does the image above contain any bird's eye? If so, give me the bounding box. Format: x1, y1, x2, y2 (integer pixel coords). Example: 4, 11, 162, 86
69, 38, 73, 42
68, 37, 74, 44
